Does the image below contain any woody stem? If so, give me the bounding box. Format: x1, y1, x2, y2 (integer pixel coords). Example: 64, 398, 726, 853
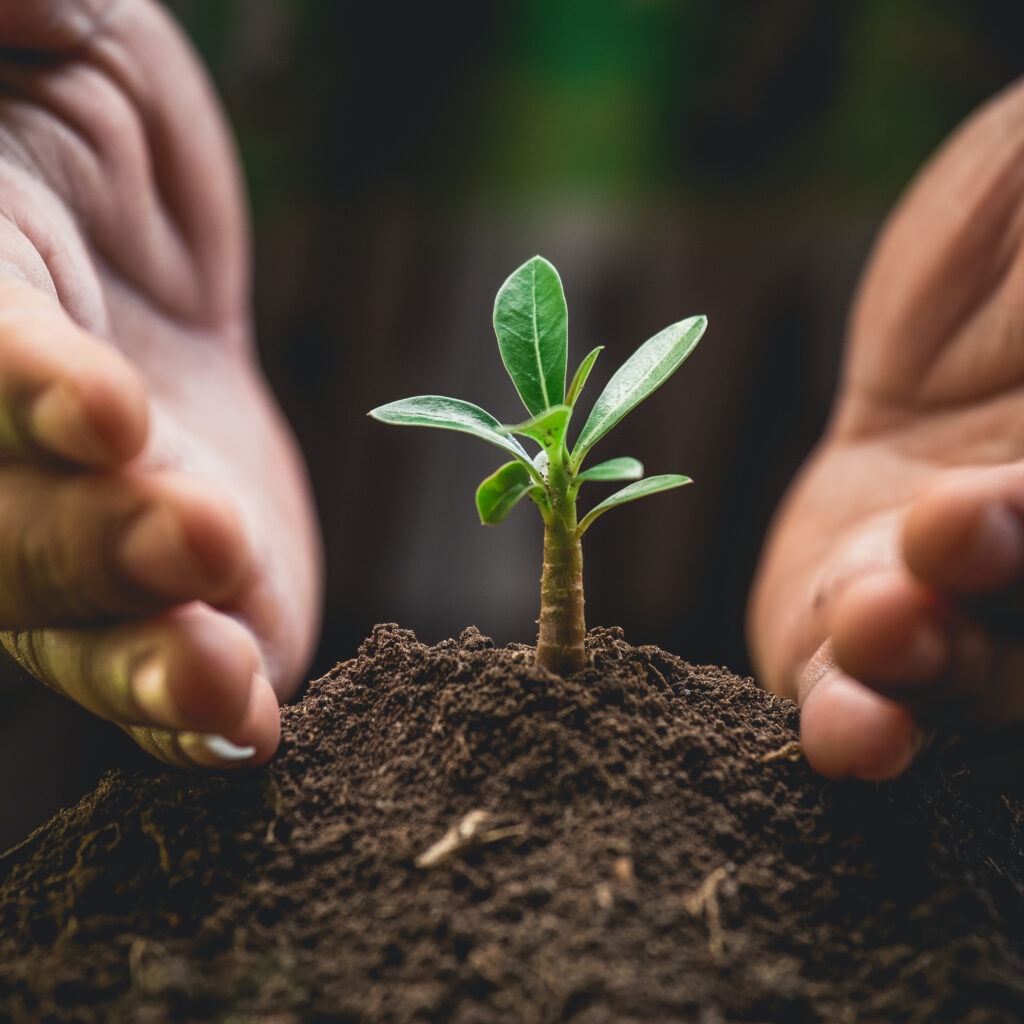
535, 459, 585, 675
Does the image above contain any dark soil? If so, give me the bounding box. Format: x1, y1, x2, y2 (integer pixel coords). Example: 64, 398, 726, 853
1, 624, 1023, 1023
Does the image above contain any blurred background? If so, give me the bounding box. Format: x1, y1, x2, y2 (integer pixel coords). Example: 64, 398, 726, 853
163, 0, 1023, 677
6, 0, 1024, 847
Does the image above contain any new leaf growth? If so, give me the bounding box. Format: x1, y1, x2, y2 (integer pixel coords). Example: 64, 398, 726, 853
369, 256, 706, 675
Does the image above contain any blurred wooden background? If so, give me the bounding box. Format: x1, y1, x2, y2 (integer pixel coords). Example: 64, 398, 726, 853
163, 0, 1024, 675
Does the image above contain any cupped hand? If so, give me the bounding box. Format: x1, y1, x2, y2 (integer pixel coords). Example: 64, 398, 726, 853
749, 77, 1024, 780
0, 0, 321, 768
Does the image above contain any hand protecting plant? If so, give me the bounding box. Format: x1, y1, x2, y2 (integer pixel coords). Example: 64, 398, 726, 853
369, 256, 706, 675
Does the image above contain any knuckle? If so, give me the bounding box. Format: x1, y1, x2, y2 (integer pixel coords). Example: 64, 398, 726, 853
1, 624, 131, 723
7, 518, 93, 622
0, 473, 123, 624
0, 628, 62, 695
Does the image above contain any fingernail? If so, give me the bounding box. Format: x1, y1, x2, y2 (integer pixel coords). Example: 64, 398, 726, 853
118, 504, 199, 598
130, 657, 183, 729
29, 381, 114, 463
179, 732, 256, 767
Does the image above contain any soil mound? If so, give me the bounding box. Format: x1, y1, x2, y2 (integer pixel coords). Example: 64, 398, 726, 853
1, 624, 1022, 1023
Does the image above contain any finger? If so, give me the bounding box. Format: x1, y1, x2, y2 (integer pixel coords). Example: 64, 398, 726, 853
903, 465, 1024, 594
799, 643, 920, 781
0, 276, 148, 465
831, 570, 1024, 726
830, 572, 948, 688
0, 466, 252, 627
0, 603, 258, 734
125, 672, 281, 771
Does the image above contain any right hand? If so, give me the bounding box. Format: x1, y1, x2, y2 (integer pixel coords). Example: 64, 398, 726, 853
0, 0, 322, 769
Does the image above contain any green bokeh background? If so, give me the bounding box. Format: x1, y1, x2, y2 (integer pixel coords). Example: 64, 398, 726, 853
171, 1, 1018, 212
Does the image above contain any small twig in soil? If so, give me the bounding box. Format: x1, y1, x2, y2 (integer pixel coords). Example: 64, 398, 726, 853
760, 740, 803, 764
613, 855, 636, 885
595, 854, 638, 911
684, 865, 731, 960
416, 809, 491, 868
263, 775, 287, 843
415, 811, 528, 869
479, 823, 529, 845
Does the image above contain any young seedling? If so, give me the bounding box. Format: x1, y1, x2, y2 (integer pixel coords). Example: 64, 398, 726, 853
369, 256, 706, 676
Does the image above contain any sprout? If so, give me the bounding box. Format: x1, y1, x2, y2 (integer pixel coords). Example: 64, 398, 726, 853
370, 256, 706, 675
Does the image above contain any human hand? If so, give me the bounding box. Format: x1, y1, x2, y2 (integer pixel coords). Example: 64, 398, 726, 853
0, 0, 321, 768
749, 77, 1024, 779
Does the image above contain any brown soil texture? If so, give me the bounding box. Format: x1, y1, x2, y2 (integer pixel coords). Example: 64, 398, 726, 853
1, 624, 1023, 1023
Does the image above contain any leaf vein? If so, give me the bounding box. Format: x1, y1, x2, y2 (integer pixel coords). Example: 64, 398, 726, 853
532, 261, 550, 409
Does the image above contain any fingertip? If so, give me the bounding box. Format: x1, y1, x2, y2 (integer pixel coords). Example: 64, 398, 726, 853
801, 671, 919, 781
904, 476, 1024, 593
831, 573, 948, 687
226, 673, 281, 766
74, 355, 150, 463
118, 478, 253, 604
161, 607, 259, 732
179, 674, 280, 769
173, 480, 253, 596
30, 357, 149, 466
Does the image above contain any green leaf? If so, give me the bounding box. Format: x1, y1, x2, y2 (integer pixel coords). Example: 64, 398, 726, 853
501, 404, 571, 450
577, 474, 692, 536
369, 396, 531, 463
576, 457, 643, 483
565, 346, 603, 407
571, 315, 707, 468
493, 256, 568, 416
476, 461, 541, 525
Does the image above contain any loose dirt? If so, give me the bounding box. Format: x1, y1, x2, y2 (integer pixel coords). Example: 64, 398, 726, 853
1, 624, 1022, 1023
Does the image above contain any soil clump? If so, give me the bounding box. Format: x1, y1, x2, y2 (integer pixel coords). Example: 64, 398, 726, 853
1, 624, 1023, 1023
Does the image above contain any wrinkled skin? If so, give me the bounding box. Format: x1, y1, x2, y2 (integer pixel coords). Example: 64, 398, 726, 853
750, 77, 1024, 780
0, 0, 321, 768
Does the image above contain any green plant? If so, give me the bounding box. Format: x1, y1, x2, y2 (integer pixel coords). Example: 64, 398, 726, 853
369, 256, 706, 675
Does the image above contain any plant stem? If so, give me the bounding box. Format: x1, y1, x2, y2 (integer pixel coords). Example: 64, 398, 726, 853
536, 469, 586, 675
